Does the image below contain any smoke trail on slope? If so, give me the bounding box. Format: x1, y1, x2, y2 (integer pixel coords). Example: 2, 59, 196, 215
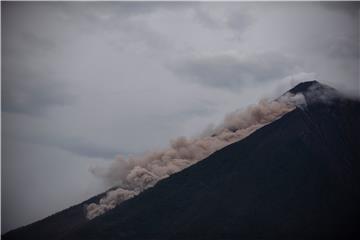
85, 93, 305, 219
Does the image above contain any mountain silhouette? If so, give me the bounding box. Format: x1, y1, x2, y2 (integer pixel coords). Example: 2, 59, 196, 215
3, 81, 360, 240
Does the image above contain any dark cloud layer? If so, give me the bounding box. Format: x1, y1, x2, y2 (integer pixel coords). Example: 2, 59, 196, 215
21, 135, 121, 160
193, 5, 253, 35
2, 68, 75, 115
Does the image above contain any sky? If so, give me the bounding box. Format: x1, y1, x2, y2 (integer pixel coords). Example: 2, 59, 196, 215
1, 1, 359, 233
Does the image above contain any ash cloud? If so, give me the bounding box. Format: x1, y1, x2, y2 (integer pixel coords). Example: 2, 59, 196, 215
86, 93, 305, 219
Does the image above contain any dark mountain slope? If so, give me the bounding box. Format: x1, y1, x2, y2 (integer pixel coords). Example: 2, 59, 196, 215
65, 83, 360, 239
3, 81, 360, 239
2, 188, 114, 240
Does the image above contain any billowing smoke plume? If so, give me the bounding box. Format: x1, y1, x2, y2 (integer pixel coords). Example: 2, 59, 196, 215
85, 92, 305, 219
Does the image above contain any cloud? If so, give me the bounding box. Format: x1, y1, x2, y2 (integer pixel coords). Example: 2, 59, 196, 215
2, 4, 75, 115
169, 51, 301, 90
2, 68, 75, 115
326, 33, 358, 59
2, 112, 126, 159
2, 1, 190, 116
225, 12, 254, 39
193, 4, 253, 36
320, 1, 359, 18
32, 136, 122, 160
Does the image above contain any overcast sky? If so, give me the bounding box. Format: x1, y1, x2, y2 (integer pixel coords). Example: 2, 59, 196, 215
2, 1, 359, 233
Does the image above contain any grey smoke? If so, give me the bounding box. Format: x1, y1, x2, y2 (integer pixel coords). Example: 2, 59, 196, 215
86, 92, 305, 219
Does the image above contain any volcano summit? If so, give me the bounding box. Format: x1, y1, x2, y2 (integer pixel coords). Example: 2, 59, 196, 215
3, 81, 360, 240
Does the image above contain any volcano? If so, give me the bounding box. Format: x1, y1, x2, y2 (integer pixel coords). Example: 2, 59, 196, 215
3, 81, 360, 240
